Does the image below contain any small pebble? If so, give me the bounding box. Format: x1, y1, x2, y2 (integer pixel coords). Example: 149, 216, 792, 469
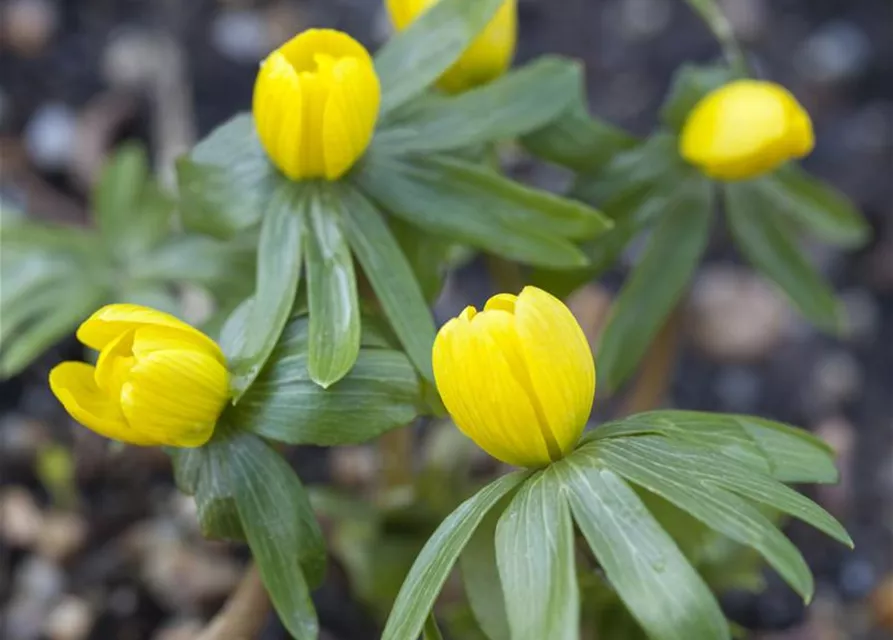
0, 486, 43, 548
839, 557, 877, 600
795, 20, 871, 84
812, 350, 862, 408
36, 511, 88, 562
840, 288, 880, 343
689, 266, 792, 363
616, 0, 673, 41
871, 574, 893, 630
211, 10, 270, 62
43, 596, 94, 640
23, 103, 76, 171
330, 445, 379, 488
151, 619, 204, 640
714, 366, 762, 412
1, 0, 58, 56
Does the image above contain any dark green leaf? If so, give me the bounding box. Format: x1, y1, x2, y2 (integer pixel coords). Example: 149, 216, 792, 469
556, 458, 729, 640
496, 471, 579, 640
375, 57, 581, 154
230, 432, 325, 639
758, 165, 870, 248
177, 114, 278, 238
132, 234, 256, 291
572, 133, 683, 206
733, 414, 838, 484
231, 316, 421, 445
585, 432, 851, 547
230, 182, 306, 399
597, 176, 713, 392
725, 181, 842, 332
660, 64, 738, 131
0, 285, 105, 377
521, 82, 636, 173
375, 0, 505, 116
580, 437, 814, 600
460, 498, 510, 640
388, 217, 449, 303
355, 152, 604, 268
305, 185, 361, 387
94, 143, 170, 255
168, 443, 245, 542
381, 471, 530, 640
341, 185, 436, 380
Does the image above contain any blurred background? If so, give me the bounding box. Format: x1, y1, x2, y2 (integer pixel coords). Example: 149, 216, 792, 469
0, 0, 890, 639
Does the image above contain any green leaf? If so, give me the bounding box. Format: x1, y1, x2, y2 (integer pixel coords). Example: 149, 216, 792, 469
660, 64, 738, 131
572, 133, 683, 206
388, 217, 449, 303
168, 443, 245, 542
340, 185, 436, 380
0, 284, 105, 377
231, 316, 421, 445
585, 431, 851, 547
305, 185, 361, 387
597, 176, 713, 392
757, 165, 870, 248
177, 113, 278, 238
555, 458, 729, 640
355, 152, 604, 268
230, 182, 306, 399
230, 432, 325, 639
496, 471, 579, 640
94, 142, 172, 255
587, 410, 840, 485
521, 81, 636, 173
733, 414, 838, 484
580, 436, 815, 600
381, 471, 531, 640
460, 499, 510, 640
375, 0, 505, 116
374, 57, 581, 154
131, 233, 256, 290
725, 181, 842, 332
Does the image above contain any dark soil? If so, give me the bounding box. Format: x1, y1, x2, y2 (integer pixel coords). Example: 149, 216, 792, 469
1, 1, 891, 639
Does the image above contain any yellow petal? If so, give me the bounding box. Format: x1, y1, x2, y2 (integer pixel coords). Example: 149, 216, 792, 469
322, 56, 381, 179
513, 286, 595, 457
438, 0, 517, 93
253, 51, 303, 179
49, 362, 154, 446
386, 0, 433, 30
253, 28, 378, 180
433, 309, 553, 467
94, 329, 135, 397
679, 80, 815, 181
77, 304, 224, 363
121, 349, 229, 448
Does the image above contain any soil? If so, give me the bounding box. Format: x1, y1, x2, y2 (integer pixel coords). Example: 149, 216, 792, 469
1, 1, 891, 639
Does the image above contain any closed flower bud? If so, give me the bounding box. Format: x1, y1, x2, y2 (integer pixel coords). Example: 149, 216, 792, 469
386, 0, 516, 93
680, 79, 814, 181
253, 29, 380, 180
49, 304, 229, 448
432, 286, 595, 468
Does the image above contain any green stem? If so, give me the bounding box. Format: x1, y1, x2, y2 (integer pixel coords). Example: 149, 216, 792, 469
685, 0, 748, 75
423, 612, 445, 640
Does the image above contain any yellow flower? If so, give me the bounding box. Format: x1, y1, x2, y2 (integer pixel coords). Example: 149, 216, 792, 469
680, 79, 814, 181
253, 29, 380, 180
432, 286, 595, 467
386, 0, 516, 93
49, 304, 229, 448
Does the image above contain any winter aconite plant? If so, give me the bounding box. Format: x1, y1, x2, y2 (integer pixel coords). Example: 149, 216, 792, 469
2, 0, 866, 639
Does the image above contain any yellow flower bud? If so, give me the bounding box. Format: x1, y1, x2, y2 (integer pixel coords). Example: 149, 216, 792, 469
49, 304, 229, 448
253, 29, 381, 180
680, 80, 815, 181
386, 0, 516, 93
432, 286, 595, 468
